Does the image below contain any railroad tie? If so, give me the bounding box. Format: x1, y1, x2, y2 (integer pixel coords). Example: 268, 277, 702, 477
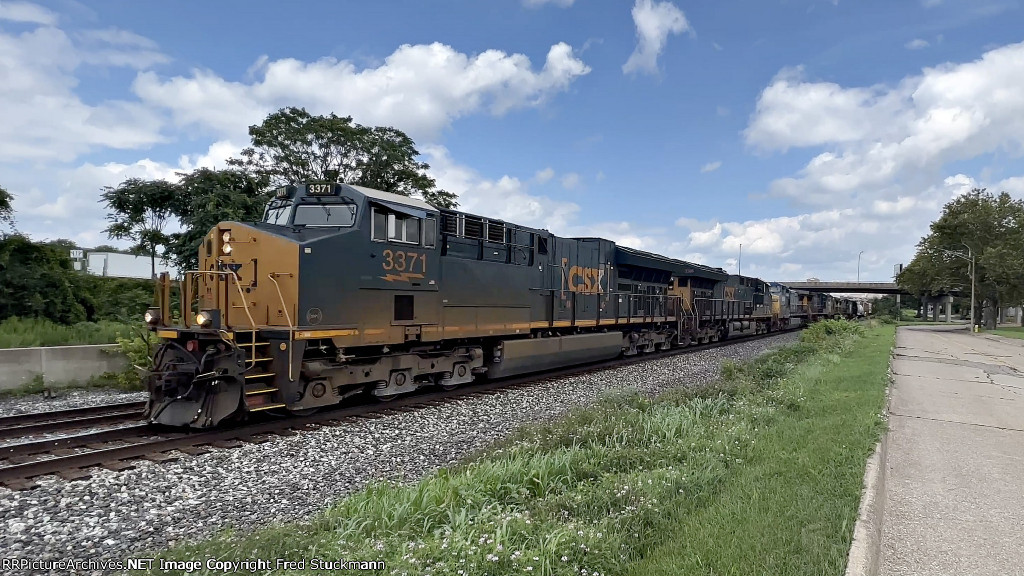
56, 468, 92, 481
143, 452, 179, 463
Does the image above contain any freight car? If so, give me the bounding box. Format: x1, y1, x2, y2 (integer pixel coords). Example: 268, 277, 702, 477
143, 183, 825, 429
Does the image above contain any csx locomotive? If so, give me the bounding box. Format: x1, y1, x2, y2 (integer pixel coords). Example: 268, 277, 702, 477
143, 183, 859, 428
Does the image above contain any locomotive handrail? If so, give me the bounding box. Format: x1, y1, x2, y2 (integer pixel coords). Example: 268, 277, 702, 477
172, 269, 260, 369
268, 272, 296, 382
225, 271, 259, 369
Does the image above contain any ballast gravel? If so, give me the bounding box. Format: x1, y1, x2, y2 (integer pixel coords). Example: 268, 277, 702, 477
0, 389, 146, 418
0, 333, 799, 575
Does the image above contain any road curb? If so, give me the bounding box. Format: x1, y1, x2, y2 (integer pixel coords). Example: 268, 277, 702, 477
844, 356, 895, 576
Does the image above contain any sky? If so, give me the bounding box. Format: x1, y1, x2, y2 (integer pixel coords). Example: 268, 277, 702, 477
2, 0, 1023, 283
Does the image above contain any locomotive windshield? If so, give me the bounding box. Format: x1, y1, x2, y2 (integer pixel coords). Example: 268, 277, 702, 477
261, 199, 357, 227
293, 203, 357, 227
263, 200, 292, 225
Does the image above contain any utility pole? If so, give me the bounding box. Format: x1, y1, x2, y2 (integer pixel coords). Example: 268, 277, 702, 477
894, 263, 902, 320
963, 243, 975, 331
858, 251, 864, 282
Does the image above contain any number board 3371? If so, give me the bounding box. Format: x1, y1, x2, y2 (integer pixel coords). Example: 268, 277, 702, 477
379, 249, 427, 283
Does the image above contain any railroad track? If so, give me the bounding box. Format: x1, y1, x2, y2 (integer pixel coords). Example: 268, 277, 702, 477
0, 329, 799, 491
0, 401, 146, 440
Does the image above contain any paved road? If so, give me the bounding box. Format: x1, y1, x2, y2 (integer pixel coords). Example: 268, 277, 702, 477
881, 326, 1024, 576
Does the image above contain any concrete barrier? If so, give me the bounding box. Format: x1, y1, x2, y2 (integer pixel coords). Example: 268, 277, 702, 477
0, 345, 128, 391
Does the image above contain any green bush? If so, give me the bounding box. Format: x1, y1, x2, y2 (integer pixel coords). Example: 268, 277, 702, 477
800, 319, 865, 346
102, 330, 156, 391
0, 235, 86, 323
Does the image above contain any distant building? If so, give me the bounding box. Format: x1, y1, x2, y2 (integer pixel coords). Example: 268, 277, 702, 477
79, 251, 176, 279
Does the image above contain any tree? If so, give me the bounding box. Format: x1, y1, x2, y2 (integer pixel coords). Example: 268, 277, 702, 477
357, 126, 458, 208
100, 178, 179, 280
0, 185, 14, 230
164, 168, 272, 272
230, 107, 367, 187
230, 107, 458, 208
899, 188, 1024, 329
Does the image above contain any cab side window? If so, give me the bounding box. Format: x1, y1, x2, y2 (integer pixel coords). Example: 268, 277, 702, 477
423, 217, 436, 248
387, 213, 421, 244
372, 206, 422, 245
372, 209, 387, 241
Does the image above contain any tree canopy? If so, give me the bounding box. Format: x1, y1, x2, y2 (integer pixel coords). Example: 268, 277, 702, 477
0, 185, 14, 230
898, 188, 1024, 328
100, 178, 178, 280
230, 107, 457, 208
165, 168, 272, 272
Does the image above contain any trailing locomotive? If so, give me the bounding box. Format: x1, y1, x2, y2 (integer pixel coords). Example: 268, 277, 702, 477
142, 183, 854, 428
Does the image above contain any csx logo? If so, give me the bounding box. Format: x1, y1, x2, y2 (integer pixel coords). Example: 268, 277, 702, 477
561, 258, 605, 293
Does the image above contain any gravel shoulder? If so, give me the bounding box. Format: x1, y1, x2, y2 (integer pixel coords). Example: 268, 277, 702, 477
0, 333, 799, 575
0, 390, 146, 418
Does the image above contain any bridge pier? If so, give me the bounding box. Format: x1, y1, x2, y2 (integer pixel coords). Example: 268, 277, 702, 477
920, 294, 954, 322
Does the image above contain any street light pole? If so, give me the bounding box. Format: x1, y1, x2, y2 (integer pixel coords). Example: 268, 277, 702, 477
857, 251, 864, 282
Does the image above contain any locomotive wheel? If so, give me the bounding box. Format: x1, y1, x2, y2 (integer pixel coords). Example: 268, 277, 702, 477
288, 407, 319, 416
376, 393, 399, 402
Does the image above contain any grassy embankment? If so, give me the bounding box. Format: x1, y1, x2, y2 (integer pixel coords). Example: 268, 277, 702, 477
989, 326, 1024, 339
140, 320, 893, 576
0, 316, 134, 348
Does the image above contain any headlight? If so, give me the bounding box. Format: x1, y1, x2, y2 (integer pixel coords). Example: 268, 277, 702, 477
196, 311, 213, 327
144, 308, 160, 325
222, 230, 232, 243
221, 242, 232, 255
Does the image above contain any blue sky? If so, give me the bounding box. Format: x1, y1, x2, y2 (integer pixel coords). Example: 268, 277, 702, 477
2, 0, 1023, 282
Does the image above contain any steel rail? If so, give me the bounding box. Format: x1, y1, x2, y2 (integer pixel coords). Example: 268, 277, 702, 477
0, 402, 146, 440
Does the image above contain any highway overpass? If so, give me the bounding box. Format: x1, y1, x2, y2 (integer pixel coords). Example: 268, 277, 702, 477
781, 281, 909, 295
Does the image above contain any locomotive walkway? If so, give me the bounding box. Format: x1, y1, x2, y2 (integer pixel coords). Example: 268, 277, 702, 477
863, 325, 1024, 576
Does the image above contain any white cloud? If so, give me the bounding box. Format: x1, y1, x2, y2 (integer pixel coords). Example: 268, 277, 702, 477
0, 1, 56, 25
423, 145, 580, 231
745, 42, 1024, 206
622, 0, 690, 75
905, 38, 930, 50
77, 27, 158, 49
561, 172, 580, 189
133, 41, 591, 143
522, 0, 575, 7
0, 25, 167, 162
664, 172, 1008, 282
534, 167, 555, 183
700, 161, 722, 173
8, 140, 244, 245
595, 170, 606, 181
422, 147, 665, 252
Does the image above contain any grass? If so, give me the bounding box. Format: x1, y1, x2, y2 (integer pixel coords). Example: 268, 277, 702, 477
988, 326, 1024, 339
628, 323, 892, 575
0, 316, 135, 348
135, 320, 893, 576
